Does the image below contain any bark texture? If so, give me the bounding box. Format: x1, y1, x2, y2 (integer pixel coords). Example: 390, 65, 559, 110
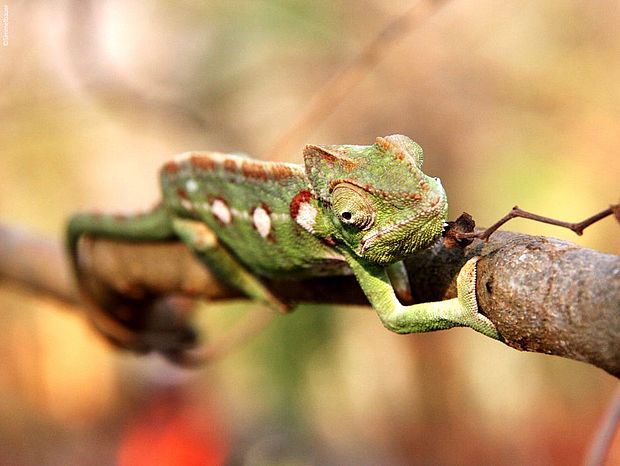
406, 232, 620, 377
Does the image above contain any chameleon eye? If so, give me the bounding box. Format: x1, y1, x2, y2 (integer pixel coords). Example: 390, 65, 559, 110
331, 183, 375, 230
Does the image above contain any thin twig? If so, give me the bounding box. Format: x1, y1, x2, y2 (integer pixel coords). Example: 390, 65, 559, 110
265, 0, 450, 160
457, 204, 618, 242
585, 387, 620, 466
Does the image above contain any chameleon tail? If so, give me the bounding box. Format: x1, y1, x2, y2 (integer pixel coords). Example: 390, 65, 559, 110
66, 203, 177, 350
66, 203, 175, 275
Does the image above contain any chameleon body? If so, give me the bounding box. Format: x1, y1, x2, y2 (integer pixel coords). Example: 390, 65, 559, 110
67, 135, 500, 347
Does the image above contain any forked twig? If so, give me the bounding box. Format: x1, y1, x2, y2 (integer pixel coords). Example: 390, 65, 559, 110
456, 204, 619, 242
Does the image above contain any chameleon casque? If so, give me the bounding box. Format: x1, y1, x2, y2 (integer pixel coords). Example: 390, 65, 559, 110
67, 135, 500, 353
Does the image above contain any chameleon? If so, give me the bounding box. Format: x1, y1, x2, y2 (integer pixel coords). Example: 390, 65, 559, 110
67, 135, 501, 352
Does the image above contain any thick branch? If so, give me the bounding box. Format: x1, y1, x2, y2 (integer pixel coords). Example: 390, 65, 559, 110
406, 233, 619, 377
0, 225, 618, 376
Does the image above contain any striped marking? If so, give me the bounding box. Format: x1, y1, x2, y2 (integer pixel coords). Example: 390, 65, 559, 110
164, 151, 304, 181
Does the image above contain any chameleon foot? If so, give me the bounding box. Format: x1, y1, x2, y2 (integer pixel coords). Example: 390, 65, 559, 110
456, 257, 501, 340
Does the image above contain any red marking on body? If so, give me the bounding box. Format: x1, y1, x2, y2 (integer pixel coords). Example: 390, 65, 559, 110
305, 145, 357, 171
376, 137, 410, 164
163, 161, 179, 174
241, 161, 268, 180
190, 155, 216, 172
270, 164, 297, 180
321, 236, 336, 246
329, 178, 424, 201
290, 190, 313, 219
176, 187, 189, 200
329, 178, 369, 193
223, 159, 237, 172
259, 202, 272, 215
375, 137, 391, 152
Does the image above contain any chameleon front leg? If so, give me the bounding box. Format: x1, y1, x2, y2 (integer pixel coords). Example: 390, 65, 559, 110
171, 218, 289, 314
339, 248, 501, 339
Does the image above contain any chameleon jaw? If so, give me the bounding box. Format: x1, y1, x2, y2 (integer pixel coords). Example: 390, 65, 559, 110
357, 201, 446, 260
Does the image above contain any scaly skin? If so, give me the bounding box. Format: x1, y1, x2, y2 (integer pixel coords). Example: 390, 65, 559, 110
67, 135, 501, 342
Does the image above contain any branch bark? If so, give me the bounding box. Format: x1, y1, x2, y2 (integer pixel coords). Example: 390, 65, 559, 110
406, 232, 619, 377
0, 224, 618, 376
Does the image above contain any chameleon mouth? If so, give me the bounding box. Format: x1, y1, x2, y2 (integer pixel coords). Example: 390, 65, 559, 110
358, 200, 446, 259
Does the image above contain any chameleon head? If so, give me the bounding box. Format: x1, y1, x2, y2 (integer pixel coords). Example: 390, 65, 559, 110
304, 135, 448, 266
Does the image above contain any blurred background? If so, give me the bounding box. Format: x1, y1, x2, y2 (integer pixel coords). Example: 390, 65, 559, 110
1, 0, 619, 464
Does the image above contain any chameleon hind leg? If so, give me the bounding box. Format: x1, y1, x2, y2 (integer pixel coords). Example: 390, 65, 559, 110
168, 218, 289, 365
339, 247, 501, 339
171, 218, 290, 314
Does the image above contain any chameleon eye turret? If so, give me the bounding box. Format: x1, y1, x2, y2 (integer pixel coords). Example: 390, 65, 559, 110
330, 183, 375, 230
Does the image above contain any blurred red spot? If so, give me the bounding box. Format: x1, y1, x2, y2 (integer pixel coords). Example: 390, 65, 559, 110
118, 390, 229, 466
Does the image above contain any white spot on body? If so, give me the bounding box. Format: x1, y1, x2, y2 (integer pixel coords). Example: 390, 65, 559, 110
186, 179, 198, 193
212, 199, 232, 224
296, 202, 317, 233
253, 206, 271, 238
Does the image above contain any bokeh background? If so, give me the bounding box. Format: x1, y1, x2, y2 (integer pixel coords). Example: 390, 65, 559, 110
1, 1, 619, 465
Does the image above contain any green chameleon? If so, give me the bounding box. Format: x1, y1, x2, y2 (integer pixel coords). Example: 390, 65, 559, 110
67, 135, 500, 348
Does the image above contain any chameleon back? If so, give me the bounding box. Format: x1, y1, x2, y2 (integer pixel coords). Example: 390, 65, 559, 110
160, 152, 348, 278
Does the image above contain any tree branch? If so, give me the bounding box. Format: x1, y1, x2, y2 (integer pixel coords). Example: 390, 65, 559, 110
0, 224, 618, 376
406, 232, 619, 377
